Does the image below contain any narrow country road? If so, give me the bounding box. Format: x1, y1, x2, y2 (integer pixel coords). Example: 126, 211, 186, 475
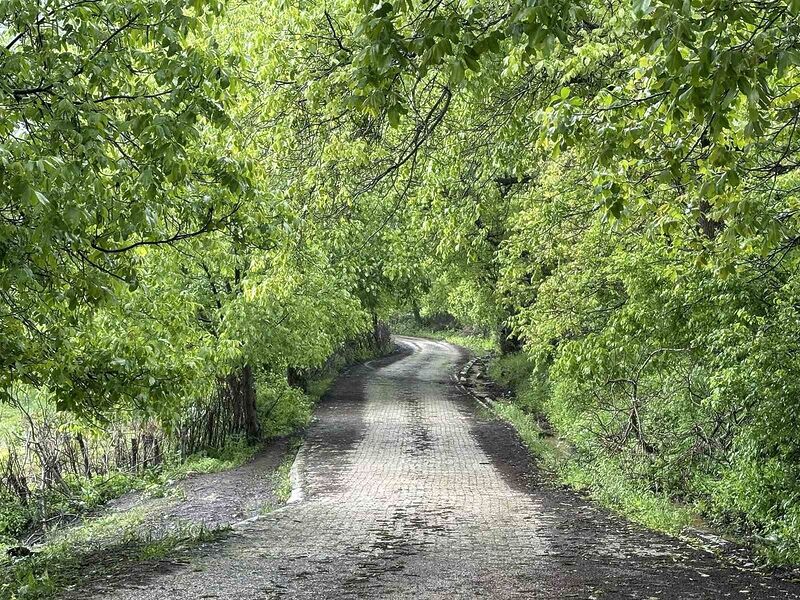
85, 337, 800, 599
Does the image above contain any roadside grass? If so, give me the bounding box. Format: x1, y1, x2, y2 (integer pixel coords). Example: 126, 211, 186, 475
273, 442, 299, 505
0, 442, 253, 599
1, 435, 267, 548
164, 438, 259, 480
488, 353, 533, 392
0, 363, 339, 548
306, 375, 335, 403
258, 438, 302, 516
0, 471, 141, 549
430, 330, 497, 354
2, 430, 308, 600
559, 458, 696, 534
487, 353, 697, 537
0, 509, 228, 600
492, 402, 562, 471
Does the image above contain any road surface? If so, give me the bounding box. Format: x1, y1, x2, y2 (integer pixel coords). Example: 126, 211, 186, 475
85, 336, 800, 599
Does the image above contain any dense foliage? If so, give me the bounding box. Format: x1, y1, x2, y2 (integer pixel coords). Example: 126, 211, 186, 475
3, 0, 800, 564
259, 0, 800, 561
0, 0, 395, 545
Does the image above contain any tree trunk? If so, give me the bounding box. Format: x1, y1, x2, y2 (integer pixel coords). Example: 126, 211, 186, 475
227, 364, 260, 442
499, 323, 523, 355
412, 303, 422, 325
372, 312, 381, 350
242, 365, 260, 441
76, 432, 92, 477
698, 199, 724, 239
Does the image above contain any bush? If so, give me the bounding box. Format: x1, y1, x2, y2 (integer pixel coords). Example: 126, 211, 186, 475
256, 372, 313, 439
0, 491, 29, 544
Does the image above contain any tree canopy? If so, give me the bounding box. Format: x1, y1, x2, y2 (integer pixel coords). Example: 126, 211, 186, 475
3, 0, 800, 562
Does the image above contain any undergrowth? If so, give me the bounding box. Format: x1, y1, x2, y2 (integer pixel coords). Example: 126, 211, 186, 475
0, 509, 227, 600
488, 353, 697, 537
261, 439, 302, 514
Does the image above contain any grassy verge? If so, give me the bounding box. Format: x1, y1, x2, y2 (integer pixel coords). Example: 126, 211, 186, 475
1, 431, 310, 600
486, 353, 697, 537
0, 508, 228, 600
273, 453, 294, 505
0, 436, 263, 548
0, 390, 306, 596
260, 439, 301, 515
163, 438, 260, 481
0, 434, 301, 599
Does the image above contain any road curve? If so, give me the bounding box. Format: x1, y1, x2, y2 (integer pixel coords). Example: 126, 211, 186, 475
85, 336, 800, 599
